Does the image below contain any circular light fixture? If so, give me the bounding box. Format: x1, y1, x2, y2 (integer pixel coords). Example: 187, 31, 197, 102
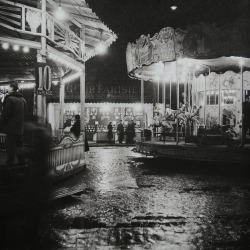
13, 44, 20, 51
23, 47, 29, 53
2, 42, 9, 49
171, 5, 177, 10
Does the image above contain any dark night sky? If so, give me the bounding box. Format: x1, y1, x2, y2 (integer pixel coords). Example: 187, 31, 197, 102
85, 0, 249, 84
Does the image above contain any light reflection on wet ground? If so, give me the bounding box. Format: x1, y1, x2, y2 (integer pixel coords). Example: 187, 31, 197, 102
44, 147, 250, 249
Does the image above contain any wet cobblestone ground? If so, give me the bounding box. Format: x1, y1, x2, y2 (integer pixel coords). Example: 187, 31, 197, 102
44, 147, 250, 249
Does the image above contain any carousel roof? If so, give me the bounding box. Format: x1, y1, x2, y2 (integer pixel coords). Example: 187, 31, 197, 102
0, 0, 117, 83
126, 19, 250, 82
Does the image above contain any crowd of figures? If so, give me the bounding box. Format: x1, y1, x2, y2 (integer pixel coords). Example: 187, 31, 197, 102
108, 120, 136, 144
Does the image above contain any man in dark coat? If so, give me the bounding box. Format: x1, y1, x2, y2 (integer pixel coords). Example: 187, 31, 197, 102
117, 120, 124, 143
243, 95, 250, 146
0, 83, 26, 167
70, 114, 89, 151
70, 114, 80, 137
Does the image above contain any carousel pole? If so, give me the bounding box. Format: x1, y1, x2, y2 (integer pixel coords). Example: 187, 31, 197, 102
188, 71, 191, 105
163, 81, 166, 114
184, 77, 187, 103
218, 73, 221, 125
176, 61, 179, 145
240, 58, 244, 147
169, 81, 172, 109
141, 78, 145, 139
204, 73, 207, 127
157, 79, 160, 105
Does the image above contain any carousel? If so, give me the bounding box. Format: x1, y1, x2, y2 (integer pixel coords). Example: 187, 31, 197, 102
126, 19, 250, 147
0, 0, 117, 209
126, 19, 250, 163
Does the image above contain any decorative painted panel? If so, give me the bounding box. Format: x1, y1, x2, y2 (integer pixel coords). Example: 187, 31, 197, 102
206, 72, 219, 90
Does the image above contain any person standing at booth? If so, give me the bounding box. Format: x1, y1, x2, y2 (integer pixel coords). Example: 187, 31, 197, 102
107, 122, 113, 144
0, 83, 26, 167
117, 120, 124, 144
243, 95, 250, 146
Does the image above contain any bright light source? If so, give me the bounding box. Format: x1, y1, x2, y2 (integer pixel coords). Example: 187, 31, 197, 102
52, 80, 59, 85
13, 44, 20, 51
239, 58, 244, 67
96, 43, 107, 54
171, 6, 177, 10
2, 43, 9, 49
23, 47, 29, 53
55, 6, 66, 20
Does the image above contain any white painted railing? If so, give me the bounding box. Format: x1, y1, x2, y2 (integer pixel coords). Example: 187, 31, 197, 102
0, 0, 85, 61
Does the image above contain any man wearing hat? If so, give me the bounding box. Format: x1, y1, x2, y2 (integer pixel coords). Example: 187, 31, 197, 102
0, 82, 26, 167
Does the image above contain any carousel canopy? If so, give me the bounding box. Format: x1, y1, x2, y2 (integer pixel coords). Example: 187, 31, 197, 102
126, 19, 250, 82
0, 0, 117, 83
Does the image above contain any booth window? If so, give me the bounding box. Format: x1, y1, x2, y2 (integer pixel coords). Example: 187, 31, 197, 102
206, 91, 218, 105
222, 90, 236, 105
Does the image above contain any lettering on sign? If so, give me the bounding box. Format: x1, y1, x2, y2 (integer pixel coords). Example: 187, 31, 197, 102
37, 65, 52, 95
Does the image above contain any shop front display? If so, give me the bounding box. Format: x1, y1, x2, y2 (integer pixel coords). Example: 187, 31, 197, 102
48, 102, 153, 142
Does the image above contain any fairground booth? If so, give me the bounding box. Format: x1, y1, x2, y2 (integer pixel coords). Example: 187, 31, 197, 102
0, 0, 116, 177
47, 79, 154, 142
126, 19, 250, 146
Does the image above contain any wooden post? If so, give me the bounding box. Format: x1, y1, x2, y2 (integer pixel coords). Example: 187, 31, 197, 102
41, 0, 46, 56
80, 25, 86, 138
80, 70, 85, 132
36, 51, 46, 123
59, 76, 64, 129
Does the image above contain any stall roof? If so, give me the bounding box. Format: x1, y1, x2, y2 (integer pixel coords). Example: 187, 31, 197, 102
12, 0, 117, 60
0, 0, 117, 83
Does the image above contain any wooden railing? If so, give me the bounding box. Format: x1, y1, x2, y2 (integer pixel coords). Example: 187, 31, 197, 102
0, 0, 85, 61
0, 132, 86, 179
47, 135, 86, 179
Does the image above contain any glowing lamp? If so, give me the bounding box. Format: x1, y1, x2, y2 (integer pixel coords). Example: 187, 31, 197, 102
55, 4, 66, 20
13, 44, 20, 51
23, 47, 29, 53
2, 43, 9, 49
96, 42, 107, 54
171, 6, 177, 10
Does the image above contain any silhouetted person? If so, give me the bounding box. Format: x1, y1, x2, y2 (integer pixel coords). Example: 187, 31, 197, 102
107, 122, 113, 143
70, 114, 80, 137
0, 82, 26, 167
126, 120, 135, 144
63, 119, 72, 129
117, 120, 124, 143
70, 114, 89, 151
